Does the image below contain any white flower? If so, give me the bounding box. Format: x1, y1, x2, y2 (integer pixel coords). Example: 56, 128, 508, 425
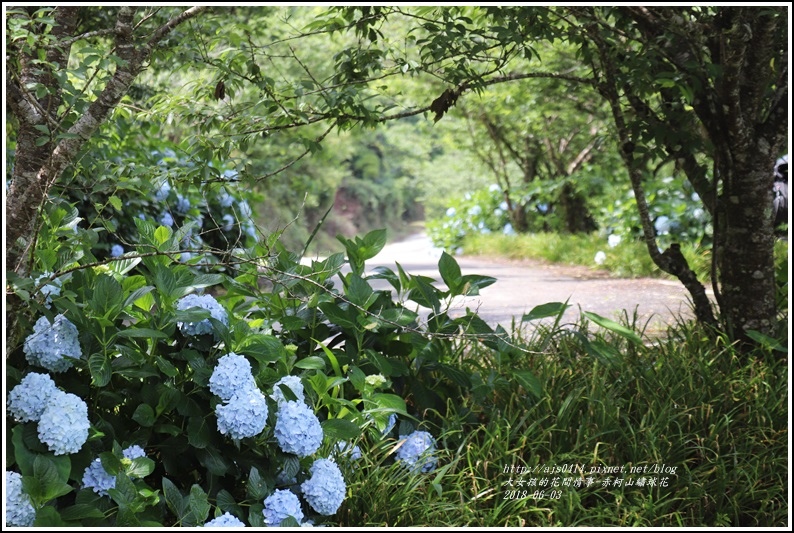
607, 234, 621, 248
594, 251, 607, 265
364, 374, 387, 389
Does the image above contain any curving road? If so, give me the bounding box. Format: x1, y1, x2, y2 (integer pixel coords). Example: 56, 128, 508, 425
360, 232, 702, 336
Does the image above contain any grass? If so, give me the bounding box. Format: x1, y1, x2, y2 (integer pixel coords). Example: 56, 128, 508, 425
334, 315, 788, 527
462, 232, 713, 281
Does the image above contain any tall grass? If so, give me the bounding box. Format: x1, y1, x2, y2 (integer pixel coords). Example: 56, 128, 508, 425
336, 317, 788, 527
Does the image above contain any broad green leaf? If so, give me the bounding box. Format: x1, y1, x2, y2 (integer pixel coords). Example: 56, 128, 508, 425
162, 477, 186, 520
322, 418, 362, 440
523, 301, 571, 322
132, 403, 156, 427
127, 456, 155, 478
370, 393, 407, 414
514, 370, 543, 400
294, 355, 327, 370
116, 327, 168, 339
246, 467, 268, 500
187, 484, 211, 526
187, 416, 212, 449
438, 251, 462, 292
88, 353, 112, 387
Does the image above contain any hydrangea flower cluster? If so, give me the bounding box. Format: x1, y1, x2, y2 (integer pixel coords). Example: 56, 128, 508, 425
176, 293, 229, 337
275, 401, 323, 457
205, 512, 247, 527
216, 388, 269, 441
263, 489, 305, 526
270, 375, 305, 405
159, 211, 175, 227
110, 244, 125, 257
396, 431, 438, 473
209, 353, 257, 401
35, 272, 62, 308
382, 413, 397, 436
7, 372, 59, 422
82, 445, 149, 497
6, 471, 36, 527
37, 390, 90, 455
300, 459, 347, 516
23, 314, 82, 372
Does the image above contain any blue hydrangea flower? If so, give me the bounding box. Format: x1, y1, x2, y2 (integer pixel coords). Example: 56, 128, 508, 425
37, 391, 90, 455
23, 314, 82, 372
209, 353, 257, 401
35, 272, 62, 308
155, 181, 172, 202
110, 244, 125, 257
7, 372, 59, 422
82, 458, 117, 497
205, 512, 246, 527
176, 294, 229, 337
270, 375, 305, 405
396, 431, 437, 473
6, 471, 36, 527
262, 489, 304, 526
123, 444, 146, 460
216, 388, 269, 441
175, 194, 191, 214
82, 445, 149, 496
383, 413, 397, 436
159, 211, 174, 227
274, 401, 323, 458
336, 441, 362, 461
222, 213, 235, 232
217, 189, 235, 208
300, 459, 346, 516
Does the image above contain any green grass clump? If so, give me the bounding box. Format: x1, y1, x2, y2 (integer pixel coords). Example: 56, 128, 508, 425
337, 317, 788, 527
463, 232, 712, 281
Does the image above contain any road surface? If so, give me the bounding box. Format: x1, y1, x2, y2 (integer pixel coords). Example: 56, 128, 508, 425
357, 232, 701, 336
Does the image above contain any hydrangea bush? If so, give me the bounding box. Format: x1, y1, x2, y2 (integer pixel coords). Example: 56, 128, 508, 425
7, 208, 506, 526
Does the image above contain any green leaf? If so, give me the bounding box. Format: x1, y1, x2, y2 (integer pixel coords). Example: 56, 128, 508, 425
162, 477, 186, 520
90, 274, 124, 319
187, 484, 211, 526
746, 329, 787, 352
458, 274, 496, 296
187, 416, 212, 449
582, 311, 643, 346
88, 353, 112, 387
514, 370, 543, 400
438, 251, 462, 293
318, 302, 357, 329
59, 504, 106, 521
197, 448, 229, 476
34, 506, 71, 527
127, 457, 155, 478
31, 455, 73, 502
322, 418, 362, 440
348, 366, 366, 392
522, 301, 571, 321
132, 403, 156, 427
12, 425, 38, 476
294, 356, 327, 370
116, 327, 168, 339
108, 472, 137, 506
154, 225, 173, 246
108, 195, 123, 211
370, 393, 407, 414
346, 274, 376, 309
246, 467, 269, 501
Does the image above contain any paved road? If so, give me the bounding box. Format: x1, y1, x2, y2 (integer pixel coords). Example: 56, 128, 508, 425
359, 232, 700, 336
